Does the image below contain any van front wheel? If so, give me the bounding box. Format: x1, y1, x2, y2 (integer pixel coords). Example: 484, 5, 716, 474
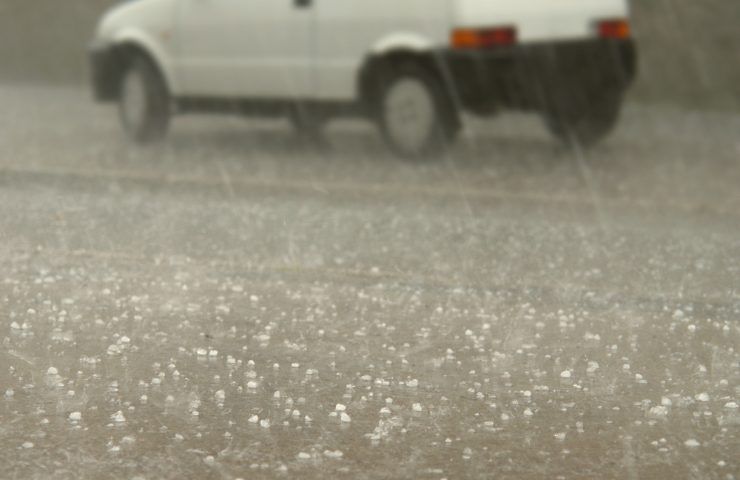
118, 56, 170, 144
375, 63, 460, 159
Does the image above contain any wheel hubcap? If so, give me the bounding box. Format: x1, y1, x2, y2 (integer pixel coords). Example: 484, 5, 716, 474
383, 78, 436, 153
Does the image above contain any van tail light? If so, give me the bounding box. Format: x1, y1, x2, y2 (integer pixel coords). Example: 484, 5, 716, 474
451, 26, 517, 49
597, 19, 631, 39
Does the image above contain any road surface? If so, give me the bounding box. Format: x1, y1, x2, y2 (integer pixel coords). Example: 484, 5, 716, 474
1, 85, 738, 479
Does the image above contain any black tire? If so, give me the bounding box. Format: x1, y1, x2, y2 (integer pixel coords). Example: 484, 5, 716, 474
373, 62, 460, 159
544, 92, 622, 148
118, 55, 171, 144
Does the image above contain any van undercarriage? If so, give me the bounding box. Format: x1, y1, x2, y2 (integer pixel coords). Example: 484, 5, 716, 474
443, 38, 637, 115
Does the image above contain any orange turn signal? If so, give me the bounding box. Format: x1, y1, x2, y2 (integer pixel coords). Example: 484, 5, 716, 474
451, 27, 517, 49
597, 19, 631, 39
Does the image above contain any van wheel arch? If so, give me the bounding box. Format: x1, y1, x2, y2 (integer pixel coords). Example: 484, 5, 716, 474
114, 47, 172, 144
103, 44, 170, 101
358, 51, 456, 114
358, 51, 462, 158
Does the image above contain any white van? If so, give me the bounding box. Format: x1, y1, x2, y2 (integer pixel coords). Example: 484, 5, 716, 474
90, 0, 637, 157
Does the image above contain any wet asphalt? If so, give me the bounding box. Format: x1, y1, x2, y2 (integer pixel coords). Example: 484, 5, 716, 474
0, 85, 738, 479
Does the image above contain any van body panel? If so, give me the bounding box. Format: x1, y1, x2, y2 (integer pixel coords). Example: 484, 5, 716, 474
90, 0, 635, 110
313, 0, 450, 100
174, 0, 313, 98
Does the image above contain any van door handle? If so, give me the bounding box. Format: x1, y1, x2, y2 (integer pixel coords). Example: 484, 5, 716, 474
294, 0, 312, 8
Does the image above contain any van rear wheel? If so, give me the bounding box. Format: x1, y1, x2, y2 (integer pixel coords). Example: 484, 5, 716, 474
118, 56, 170, 144
544, 92, 622, 148
375, 63, 460, 159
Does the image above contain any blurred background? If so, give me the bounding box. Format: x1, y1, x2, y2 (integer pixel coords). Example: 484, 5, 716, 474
1, 0, 738, 110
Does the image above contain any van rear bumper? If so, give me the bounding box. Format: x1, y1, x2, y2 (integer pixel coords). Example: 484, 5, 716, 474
442, 38, 637, 115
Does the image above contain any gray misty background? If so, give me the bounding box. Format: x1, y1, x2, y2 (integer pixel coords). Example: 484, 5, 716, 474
0, 0, 738, 110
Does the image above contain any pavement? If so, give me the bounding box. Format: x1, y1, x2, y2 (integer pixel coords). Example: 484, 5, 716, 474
0, 85, 738, 480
